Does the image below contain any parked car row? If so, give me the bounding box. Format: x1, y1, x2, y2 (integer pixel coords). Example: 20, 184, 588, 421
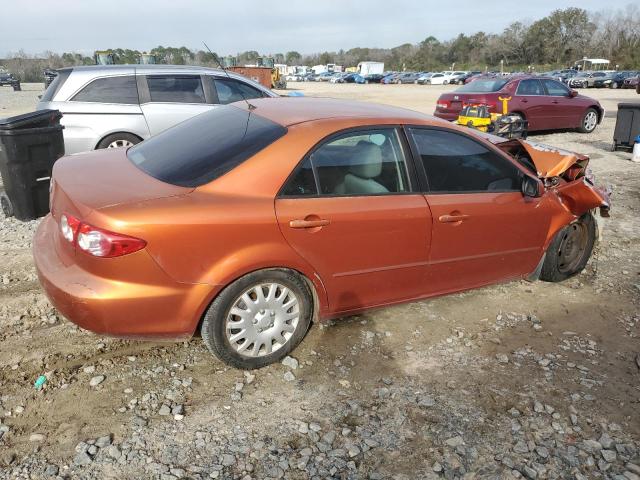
286, 70, 489, 86
541, 69, 640, 89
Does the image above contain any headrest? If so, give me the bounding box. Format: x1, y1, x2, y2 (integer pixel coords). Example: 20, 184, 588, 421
349, 142, 383, 179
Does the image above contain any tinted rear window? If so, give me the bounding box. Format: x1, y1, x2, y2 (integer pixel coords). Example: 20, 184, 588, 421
41, 70, 71, 102
456, 79, 508, 92
128, 105, 287, 187
72, 75, 138, 104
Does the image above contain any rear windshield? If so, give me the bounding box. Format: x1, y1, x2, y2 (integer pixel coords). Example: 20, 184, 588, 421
41, 70, 71, 102
128, 105, 287, 188
455, 79, 509, 93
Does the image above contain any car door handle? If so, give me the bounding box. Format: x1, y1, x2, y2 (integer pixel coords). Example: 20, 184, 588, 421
551, 100, 559, 104
521, 99, 528, 103
438, 214, 470, 223
289, 219, 330, 229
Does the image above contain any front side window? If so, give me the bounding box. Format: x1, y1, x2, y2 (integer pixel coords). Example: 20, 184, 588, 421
409, 128, 520, 193
542, 79, 570, 96
516, 79, 544, 96
146, 75, 205, 103
281, 129, 410, 197
71, 75, 138, 104
214, 79, 264, 105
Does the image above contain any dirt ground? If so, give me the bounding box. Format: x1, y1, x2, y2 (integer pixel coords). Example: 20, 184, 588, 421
0, 82, 639, 480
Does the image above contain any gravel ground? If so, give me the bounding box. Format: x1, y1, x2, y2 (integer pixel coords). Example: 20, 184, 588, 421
0, 83, 639, 480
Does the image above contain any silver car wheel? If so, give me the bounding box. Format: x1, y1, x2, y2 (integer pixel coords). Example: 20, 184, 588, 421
107, 139, 134, 149
584, 111, 597, 132
225, 283, 300, 358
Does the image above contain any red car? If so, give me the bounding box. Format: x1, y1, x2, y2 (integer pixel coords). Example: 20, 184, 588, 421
435, 76, 604, 133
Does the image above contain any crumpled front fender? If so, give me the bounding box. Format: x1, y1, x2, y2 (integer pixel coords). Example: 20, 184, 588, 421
553, 176, 611, 218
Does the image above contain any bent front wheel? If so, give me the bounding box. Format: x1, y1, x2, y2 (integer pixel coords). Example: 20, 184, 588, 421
540, 213, 596, 282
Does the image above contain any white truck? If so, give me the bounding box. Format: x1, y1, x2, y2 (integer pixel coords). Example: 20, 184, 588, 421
357, 62, 384, 76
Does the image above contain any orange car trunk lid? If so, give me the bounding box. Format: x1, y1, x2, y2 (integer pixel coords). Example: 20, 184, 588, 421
50, 148, 192, 220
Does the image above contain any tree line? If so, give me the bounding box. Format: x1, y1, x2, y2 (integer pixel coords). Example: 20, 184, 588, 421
2, 5, 639, 83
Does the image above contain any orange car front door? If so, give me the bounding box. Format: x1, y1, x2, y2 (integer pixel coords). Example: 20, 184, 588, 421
425, 192, 549, 293
408, 127, 550, 293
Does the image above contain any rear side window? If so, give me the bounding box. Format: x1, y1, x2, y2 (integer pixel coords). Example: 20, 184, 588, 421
128, 105, 286, 187
281, 128, 410, 197
409, 128, 520, 193
41, 70, 71, 102
146, 75, 205, 103
516, 79, 544, 95
214, 79, 265, 105
71, 75, 138, 104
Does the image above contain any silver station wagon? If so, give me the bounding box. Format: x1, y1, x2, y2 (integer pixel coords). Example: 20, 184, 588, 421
37, 65, 277, 154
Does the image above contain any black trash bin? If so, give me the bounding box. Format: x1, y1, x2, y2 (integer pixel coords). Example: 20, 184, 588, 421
0, 109, 64, 221
613, 103, 640, 151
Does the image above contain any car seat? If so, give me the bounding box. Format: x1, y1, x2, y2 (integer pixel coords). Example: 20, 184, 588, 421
333, 142, 388, 195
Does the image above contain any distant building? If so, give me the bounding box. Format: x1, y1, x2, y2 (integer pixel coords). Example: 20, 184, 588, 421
357, 62, 384, 76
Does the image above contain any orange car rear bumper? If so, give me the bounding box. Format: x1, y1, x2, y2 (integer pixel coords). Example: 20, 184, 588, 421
33, 215, 215, 339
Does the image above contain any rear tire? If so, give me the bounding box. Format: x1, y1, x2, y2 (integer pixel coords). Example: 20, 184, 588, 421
540, 213, 596, 282
201, 269, 313, 369
96, 132, 142, 150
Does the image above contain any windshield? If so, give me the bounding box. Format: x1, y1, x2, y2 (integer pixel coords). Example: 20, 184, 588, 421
128, 105, 287, 188
455, 79, 508, 93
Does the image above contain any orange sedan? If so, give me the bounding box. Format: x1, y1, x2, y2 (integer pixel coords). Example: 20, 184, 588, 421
33, 97, 610, 369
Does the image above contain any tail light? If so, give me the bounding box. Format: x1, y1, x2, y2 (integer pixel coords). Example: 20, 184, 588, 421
59, 213, 146, 258
436, 101, 449, 109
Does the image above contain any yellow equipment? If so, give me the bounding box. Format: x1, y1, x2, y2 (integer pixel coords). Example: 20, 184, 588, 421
456, 96, 527, 139
456, 104, 494, 132
256, 57, 286, 89
94, 51, 115, 65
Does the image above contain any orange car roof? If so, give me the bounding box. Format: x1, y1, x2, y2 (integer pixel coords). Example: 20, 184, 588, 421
233, 97, 441, 127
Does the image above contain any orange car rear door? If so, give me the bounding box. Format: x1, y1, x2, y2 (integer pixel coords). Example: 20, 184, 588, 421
275, 127, 432, 314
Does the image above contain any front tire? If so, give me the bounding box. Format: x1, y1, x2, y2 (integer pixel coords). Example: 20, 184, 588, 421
201, 269, 313, 369
540, 213, 596, 282
96, 132, 141, 150
578, 108, 598, 133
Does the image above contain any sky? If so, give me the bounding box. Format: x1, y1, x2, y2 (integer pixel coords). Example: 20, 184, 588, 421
0, 0, 633, 57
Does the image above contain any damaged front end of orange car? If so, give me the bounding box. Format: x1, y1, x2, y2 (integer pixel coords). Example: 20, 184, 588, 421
519, 140, 611, 219
491, 136, 611, 219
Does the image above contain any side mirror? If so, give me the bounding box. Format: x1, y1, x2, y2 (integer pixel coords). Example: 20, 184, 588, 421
569, 89, 578, 98
522, 175, 543, 198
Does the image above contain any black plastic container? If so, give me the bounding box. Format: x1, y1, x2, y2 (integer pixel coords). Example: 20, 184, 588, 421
0, 110, 64, 221
613, 103, 640, 151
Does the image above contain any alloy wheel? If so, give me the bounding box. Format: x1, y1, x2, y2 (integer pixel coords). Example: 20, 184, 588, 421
583, 111, 598, 132
225, 283, 300, 358
107, 139, 134, 149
